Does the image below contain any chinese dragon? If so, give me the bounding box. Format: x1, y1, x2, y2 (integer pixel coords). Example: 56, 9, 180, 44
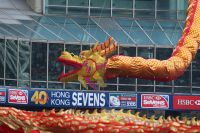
1, 0, 200, 133
0, 107, 200, 133
58, 0, 200, 90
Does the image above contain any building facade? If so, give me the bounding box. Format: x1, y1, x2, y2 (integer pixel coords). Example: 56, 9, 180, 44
0, 0, 200, 118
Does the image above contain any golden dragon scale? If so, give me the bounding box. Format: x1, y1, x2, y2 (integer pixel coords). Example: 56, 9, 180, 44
57, 0, 200, 90
105, 0, 199, 81
0, 107, 200, 133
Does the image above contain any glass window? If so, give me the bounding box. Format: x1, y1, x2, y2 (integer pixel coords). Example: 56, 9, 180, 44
112, 0, 133, 8
5, 40, 17, 79
31, 42, 47, 81
128, 30, 153, 44
68, 7, 88, 16
5, 80, 17, 86
178, 0, 188, 11
48, 83, 63, 89
112, 9, 133, 18
48, 43, 64, 81
192, 51, 200, 87
65, 44, 80, 82
119, 46, 136, 84
31, 82, 47, 88
65, 83, 80, 90
100, 85, 117, 91
156, 48, 173, 86
137, 86, 154, 92
18, 81, 30, 88
68, 0, 88, 6
119, 85, 135, 91
178, 12, 186, 20
157, 0, 177, 10
18, 41, 30, 80
0, 39, 4, 78
155, 86, 172, 93
135, 0, 155, 9
192, 88, 200, 94
45, 0, 66, 5
174, 87, 190, 94
174, 66, 191, 86
45, 6, 66, 15
157, 11, 177, 20
90, 0, 111, 7
0, 79, 3, 86
137, 47, 154, 85
90, 8, 111, 17
134, 10, 155, 19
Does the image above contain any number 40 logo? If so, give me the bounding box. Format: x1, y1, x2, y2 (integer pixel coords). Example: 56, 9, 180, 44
31, 91, 49, 105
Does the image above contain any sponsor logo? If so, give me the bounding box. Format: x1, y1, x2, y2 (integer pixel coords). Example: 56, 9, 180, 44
31, 91, 50, 105
109, 93, 137, 108
141, 94, 169, 108
8, 89, 28, 104
173, 95, 200, 110
72, 92, 105, 107
0, 88, 6, 103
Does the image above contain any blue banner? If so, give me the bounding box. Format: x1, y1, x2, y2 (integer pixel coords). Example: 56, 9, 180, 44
0, 87, 200, 111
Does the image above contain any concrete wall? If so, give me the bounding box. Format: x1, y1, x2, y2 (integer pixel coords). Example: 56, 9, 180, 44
26, 0, 43, 13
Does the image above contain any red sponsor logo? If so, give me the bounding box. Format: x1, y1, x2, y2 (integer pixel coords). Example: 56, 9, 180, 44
8, 89, 28, 104
118, 97, 136, 101
0, 92, 5, 96
173, 95, 200, 110
141, 94, 169, 108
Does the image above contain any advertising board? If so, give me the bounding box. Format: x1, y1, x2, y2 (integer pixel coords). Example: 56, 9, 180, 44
173, 95, 200, 110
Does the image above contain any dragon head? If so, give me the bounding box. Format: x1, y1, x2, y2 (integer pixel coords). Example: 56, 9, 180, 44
58, 37, 118, 90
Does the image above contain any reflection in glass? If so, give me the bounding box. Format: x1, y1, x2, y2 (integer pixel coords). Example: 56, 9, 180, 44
178, 12, 186, 20
174, 67, 190, 86
137, 86, 154, 92
177, 0, 188, 10
100, 85, 117, 91
155, 87, 172, 93
134, 10, 155, 19
68, 7, 88, 16
119, 47, 136, 84
90, 0, 111, 7
90, 9, 111, 17
48, 43, 64, 81
0, 39, 4, 78
48, 83, 63, 89
112, 0, 132, 8
157, 0, 177, 10
157, 11, 177, 20
137, 47, 154, 85
31, 42, 47, 81
45, 0, 66, 5
18, 81, 30, 88
31, 82, 47, 88
135, 0, 155, 9
68, 0, 88, 6
192, 88, 200, 94
156, 48, 173, 86
18, 41, 30, 80
119, 85, 135, 91
65, 44, 80, 82
174, 87, 190, 93
112, 9, 133, 18
5, 80, 17, 86
0, 80, 3, 86
65, 83, 80, 90
6, 40, 17, 79
45, 6, 66, 14
192, 51, 200, 86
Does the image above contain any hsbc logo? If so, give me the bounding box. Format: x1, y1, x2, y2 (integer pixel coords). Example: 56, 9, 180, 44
178, 99, 200, 105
